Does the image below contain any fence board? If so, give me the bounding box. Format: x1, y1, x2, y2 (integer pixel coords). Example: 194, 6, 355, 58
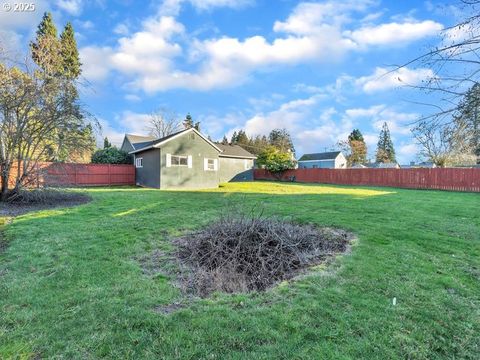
254, 168, 480, 192
1, 162, 135, 188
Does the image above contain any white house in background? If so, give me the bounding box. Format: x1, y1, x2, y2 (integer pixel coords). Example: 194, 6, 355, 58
297, 151, 347, 169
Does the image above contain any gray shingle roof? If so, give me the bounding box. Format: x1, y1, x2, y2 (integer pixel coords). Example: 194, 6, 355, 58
126, 130, 189, 151
128, 128, 223, 154
216, 143, 256, 159
298, 151, 341, 161
125, 134, 156, 144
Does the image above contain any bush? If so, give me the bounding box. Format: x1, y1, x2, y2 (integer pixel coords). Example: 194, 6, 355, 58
91, 147, 132, 164
173, 210, 351, 296
256, 145, 296, 173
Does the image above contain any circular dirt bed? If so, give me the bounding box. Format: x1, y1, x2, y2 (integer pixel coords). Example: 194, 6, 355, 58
172, 215, 354, 297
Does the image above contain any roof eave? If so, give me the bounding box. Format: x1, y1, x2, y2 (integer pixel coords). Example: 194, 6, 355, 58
219, 154, 257, 160
128, 146, 154, 155
152, 128, 222, 152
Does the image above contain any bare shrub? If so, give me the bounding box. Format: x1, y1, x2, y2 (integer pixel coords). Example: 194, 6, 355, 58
173, 210, 352, 297
6, 188, 90, 205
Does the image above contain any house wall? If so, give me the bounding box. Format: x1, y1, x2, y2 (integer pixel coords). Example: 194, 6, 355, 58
135, 148, 160, 188
160, 132, 219, 189
335, 153, 347, 169
298, 160, 336, 169
218, 157, 254, 182
120, 139, 135, 153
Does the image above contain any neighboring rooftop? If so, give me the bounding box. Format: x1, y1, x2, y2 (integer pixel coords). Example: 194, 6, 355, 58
216, 143, 256, 159
298, 151, 342, 161
125, 134, 157, 150
368, 162, 400, 169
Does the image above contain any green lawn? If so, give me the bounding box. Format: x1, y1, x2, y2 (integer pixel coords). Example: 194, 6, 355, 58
0, 182, 479, 359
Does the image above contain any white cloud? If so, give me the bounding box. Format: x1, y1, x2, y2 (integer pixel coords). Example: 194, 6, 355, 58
81, 0, 444, 92
160, 0, 253, 16
0, 0, 47, 31
345, 20, 443, 47
56, 0, 83, 16
97, 118, 124, 147
113, 23, 129, 35
0, 30, 23, 56
80, 46, 113, 81
273, 0, 373, 35
345, 104, 417, 137
118, 111, 151, 135
398, 143, 418, 159
355, 67, 434, 93
124, 94, 141, 102
78, 20, 94, 30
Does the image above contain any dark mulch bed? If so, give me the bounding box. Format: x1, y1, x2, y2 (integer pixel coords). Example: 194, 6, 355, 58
0, 189, 91, 217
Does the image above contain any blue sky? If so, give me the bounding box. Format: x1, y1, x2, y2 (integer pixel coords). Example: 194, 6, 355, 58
0, 0, 463, 163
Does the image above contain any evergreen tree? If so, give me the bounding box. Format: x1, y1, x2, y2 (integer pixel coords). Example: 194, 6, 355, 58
236, 130, 249, 145
375, 122, 396, 163
221, 135, 229, 145
183, 113, 193, 128
231, 131, 238, 144
182, 113, 200, 131
268, 128, 295, 155
60, 22, 81, 79
247, 135, 269, 155
347, 129, 367, 165
104, 137, 111, 149
30, 12, 61, 75
37, 12, 57, 37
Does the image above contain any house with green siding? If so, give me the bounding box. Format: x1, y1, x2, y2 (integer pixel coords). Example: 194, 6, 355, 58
122, 128, 256, 189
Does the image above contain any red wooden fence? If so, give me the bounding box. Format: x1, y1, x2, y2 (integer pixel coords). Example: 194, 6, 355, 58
44, 163, 135, 186
2, 162, 135, 187
254, 168, 480, 192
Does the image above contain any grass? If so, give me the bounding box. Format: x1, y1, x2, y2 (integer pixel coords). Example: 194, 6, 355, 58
0, 182, 479, 359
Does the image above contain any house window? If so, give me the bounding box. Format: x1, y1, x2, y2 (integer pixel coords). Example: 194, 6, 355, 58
312, 165, 318, 169
135, 157, 143, 168
166, 154, 192, 168
204, 158, 217, 171
244, 159, 250, 170
171, 155, 188, 166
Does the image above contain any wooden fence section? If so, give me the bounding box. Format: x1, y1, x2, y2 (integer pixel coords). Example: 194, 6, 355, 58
254, 168, 480, 192
44, 163, 135, 186
1, 163, 135, 188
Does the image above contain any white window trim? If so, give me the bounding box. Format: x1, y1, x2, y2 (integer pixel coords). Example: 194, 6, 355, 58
135, 157, 143, 168
204, 158, 218, 171
166, 154, 192, 168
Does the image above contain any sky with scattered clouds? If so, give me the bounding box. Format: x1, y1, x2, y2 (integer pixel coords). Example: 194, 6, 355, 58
0, 0, 464, 163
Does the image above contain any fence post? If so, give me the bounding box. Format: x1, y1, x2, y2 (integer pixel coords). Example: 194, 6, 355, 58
108, 164, 111, 186
74, 164, 77, 186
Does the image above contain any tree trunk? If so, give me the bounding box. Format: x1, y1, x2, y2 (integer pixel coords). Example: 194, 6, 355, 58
1, 173, 9, 201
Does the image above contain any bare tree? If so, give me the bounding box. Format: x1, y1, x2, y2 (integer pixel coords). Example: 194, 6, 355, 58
412, 119, 475, 166
399, 1, 480, 115
147, 108, 181, 139
0, 40, 96, 200
395, 1, 480, 164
